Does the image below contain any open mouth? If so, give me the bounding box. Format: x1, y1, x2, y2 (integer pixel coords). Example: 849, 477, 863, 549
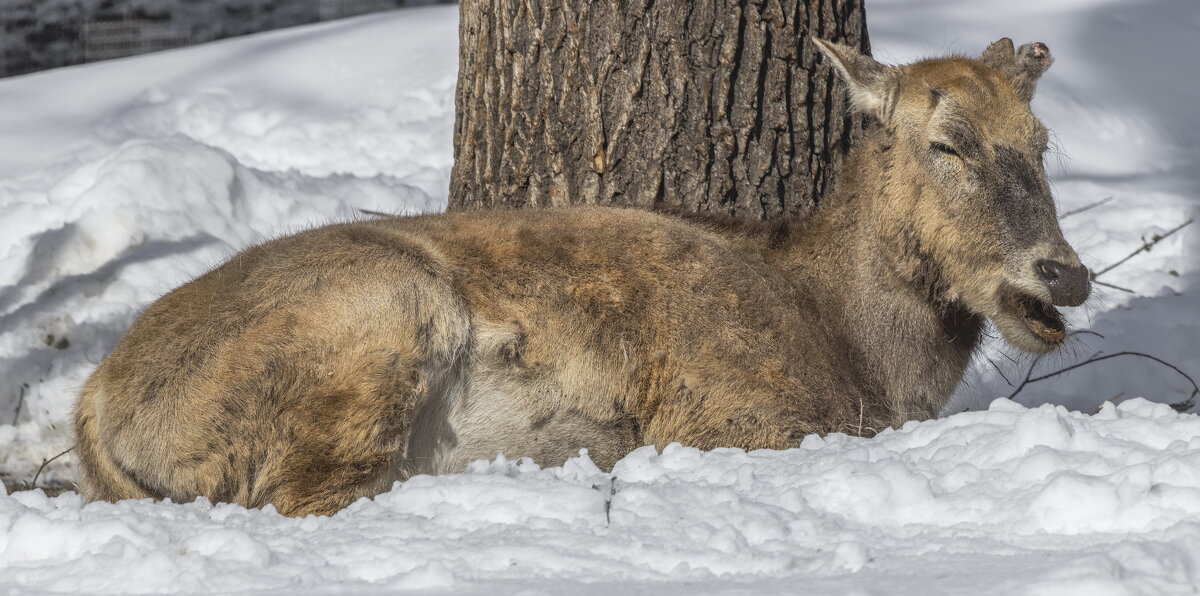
1002, 290, 1065, 344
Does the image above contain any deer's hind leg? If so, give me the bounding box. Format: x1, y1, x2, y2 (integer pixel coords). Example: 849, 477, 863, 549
74, 379, 158, 503
232, 346, 429, 517
231, 263, 473, 517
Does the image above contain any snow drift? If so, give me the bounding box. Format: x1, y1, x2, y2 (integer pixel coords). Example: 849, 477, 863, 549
5, 399, 1200, 594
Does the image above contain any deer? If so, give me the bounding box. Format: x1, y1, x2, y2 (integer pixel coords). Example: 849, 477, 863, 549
73, 38, 1089, 516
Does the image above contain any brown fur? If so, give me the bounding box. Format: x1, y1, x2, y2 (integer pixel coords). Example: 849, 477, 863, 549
74, 39, 1087, 516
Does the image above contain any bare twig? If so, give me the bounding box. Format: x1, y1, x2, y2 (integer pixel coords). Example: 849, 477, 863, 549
1002, 331, 1103, 398
1006, 353, 1046, 402
1059, 196, 1113, 220
600, 476, 618, 526
1092, 279, 1135, 293
31, 446, 74, 489
11, 384, 26, 425
1091, 219, 1193, 280
1007, 351, 1200, 403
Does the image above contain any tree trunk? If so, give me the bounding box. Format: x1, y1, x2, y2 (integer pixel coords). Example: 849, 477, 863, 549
450, 0, 869, 220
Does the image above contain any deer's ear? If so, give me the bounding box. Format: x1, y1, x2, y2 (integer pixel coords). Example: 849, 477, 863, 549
813, 38, 893, 118
981, 37, 1016, 68
980, 38, 1053, 103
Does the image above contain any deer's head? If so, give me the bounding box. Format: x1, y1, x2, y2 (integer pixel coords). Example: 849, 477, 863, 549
816, 38, 1089, 353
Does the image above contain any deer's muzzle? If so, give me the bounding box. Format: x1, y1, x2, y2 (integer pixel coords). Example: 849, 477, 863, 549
1034, 259, 1090, 307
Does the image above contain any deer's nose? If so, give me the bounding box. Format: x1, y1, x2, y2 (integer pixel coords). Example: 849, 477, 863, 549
1035, 259, 1090, 306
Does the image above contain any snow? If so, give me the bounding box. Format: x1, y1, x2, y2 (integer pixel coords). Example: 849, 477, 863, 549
0, 1, 1197, 594
6, 399, 1200, 594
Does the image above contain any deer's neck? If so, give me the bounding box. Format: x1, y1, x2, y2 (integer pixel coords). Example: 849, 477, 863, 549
780, 126, 983, 425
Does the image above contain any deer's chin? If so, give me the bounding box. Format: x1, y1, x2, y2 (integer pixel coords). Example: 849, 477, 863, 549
992, 288, 1066, 353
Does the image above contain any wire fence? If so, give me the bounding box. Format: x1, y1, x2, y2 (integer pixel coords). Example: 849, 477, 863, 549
0, 0, 451, 78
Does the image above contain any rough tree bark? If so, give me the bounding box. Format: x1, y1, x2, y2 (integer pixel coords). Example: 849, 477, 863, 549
449, 0, 869, 219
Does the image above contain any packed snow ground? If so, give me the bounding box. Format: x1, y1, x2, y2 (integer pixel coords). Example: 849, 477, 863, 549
7, 399, 1200, 595
0, 1, 1197, 594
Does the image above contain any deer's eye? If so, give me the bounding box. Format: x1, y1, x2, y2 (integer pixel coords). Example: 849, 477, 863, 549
930, 142, 960, 157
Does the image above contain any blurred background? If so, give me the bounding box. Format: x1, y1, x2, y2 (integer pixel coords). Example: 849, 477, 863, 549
0, 0, 450, 77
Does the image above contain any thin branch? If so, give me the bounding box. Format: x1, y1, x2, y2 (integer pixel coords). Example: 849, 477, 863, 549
1000, 331, 1103, 398
1007, 351, 1200, 403
11, 384, 25, 425
1059, 196, 1113, 220
1091, 219, 1193, 279
1092, 279, 1135, 293
1006, 353, 1045, 401
598, 476, 618, 527
31, 446, 74, 489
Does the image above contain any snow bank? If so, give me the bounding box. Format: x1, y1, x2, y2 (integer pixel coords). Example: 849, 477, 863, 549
0, 135, 432, 420
4, 399, 1200, 594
